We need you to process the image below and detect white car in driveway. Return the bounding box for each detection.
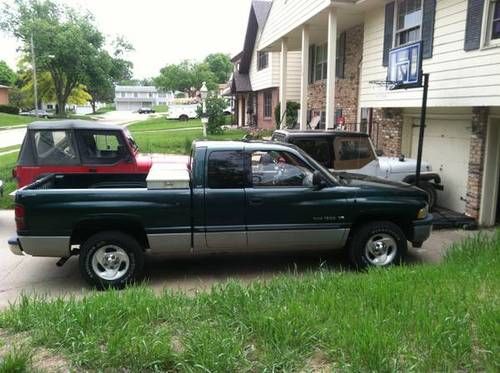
[167,104,198,121]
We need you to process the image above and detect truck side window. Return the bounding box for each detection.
[77,130,127,165]
[33,130,78,165]
[292,139,331,168]
[333,136,375,170]
[207,151,245,189]
[251,150,314,187]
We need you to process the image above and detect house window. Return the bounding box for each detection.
[121,92,125,98]
[148,93,153,98]
[263,91,272,118]
[314,44,328,81]
[257,51,268,70]
[134,92,138,98]
[394,0,423,47]
[46,104,53,110]
[489,0,500,41]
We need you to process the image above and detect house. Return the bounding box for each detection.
[114,86,172,111]
[230,0,301,129]
[255,0,500,225]
[0,85,10,105]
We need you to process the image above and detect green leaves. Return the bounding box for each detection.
[0,61,16,86]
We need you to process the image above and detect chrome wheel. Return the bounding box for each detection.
[364,233,398,266]
[91,245,130,281]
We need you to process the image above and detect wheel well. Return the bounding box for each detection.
[71,220,149,250]
[179,114,188,120]
[348,216,412,242]
[403,173,441,185]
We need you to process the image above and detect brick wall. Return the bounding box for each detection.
[307,24,364,131]
[465,107,489,219]
[371,108,403,156]
[0,88,9,105]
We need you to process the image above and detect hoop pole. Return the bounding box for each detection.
[415,73,429,188]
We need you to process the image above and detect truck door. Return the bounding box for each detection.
[245,148,349,251]
[203,150,247,251]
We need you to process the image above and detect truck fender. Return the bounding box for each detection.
[403,173,443,190]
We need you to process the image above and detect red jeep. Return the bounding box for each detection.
[14,121,153,187]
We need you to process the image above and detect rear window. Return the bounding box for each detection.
[207,151,246,189]
[77,130,127,165]
[333,136,375,170]
[292,138,331,168]
[33,130,78,165]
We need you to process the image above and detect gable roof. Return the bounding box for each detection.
[239,0,272,74]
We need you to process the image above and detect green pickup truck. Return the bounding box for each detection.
[9,140,433,289]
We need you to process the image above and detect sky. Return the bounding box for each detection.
[0,0,253,79]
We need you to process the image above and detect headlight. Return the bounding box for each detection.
[417,206,428,219]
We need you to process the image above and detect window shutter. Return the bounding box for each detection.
[382,2,395,66]
[308,45,315,84]
[336,32,346,78]
[421,0,437,58]
[464,0,485,51]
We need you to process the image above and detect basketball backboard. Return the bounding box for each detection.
[387,41,423,90]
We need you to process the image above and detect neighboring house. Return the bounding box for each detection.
[230,0,301,129]
[41,102,106,115]
[114,86,172,111]
[256,0,500,225]
[0,85,10,105]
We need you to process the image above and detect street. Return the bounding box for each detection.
[0,209,481,309]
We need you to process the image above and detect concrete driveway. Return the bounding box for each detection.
[0,209,482,309]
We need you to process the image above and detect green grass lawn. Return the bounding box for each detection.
[0,145,20,154]
[0,234,498,371]
[0,152,18,209]
[93,105,115,115]
[0,113,41,128]
[152,104,168,113]
[128,117,202,132]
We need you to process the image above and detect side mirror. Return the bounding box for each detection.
[312,171,327,190]
[376,149,384,157]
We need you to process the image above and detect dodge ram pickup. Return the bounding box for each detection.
[9,140,433,289]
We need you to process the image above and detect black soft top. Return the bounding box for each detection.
[28,120,122,131]
[273,130,369,139]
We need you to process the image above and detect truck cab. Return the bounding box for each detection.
[14,121,152,188]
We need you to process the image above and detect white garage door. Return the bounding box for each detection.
[411,118,471,213]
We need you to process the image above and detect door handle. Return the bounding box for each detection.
[248,198,263,206]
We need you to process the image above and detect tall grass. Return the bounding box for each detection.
[0,233,498,371]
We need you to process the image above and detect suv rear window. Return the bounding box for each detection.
[291,139,331,168]
[77,130,127,165]
[33,130,78,165]
[333,136,375,170]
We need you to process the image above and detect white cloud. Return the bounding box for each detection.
[0,0,252,78]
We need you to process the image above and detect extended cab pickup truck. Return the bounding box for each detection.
[9,140,433,289]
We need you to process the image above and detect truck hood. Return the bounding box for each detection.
[378,156,432,174]
[334,172,427,199]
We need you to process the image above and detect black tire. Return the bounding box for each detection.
[79,231,144,290]
[348,221,407,269]
[179,115,188,121]
[417,181,437,211]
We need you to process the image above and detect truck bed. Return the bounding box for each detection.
[26,173,149,190]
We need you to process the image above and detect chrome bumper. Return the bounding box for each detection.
[8,236,24,256]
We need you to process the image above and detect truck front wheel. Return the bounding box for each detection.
[348,222,407,269]
[79,231,144,290]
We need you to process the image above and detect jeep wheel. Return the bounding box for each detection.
[179,115,188,121]
[418,181,437,211]
[348,222,407,269]
[79,231,144,290]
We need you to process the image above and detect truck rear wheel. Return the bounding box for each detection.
[348,221,407,269]
[79,231,144,290]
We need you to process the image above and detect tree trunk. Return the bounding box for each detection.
[90,99,96,114]
[56,96,66,117]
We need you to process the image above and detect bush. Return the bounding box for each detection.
[274,101,300,129]
[0,105,19,115]
[197,96,227,135]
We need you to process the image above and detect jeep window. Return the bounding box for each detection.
[207,151,245,189]
[251,150,314,187]
[291,139,331,168]
[333,136,376,170]
[33,130,78,165]
[77,130,128,165]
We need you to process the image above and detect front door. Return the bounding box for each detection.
[204,150,247,250]
[245,148,349,251]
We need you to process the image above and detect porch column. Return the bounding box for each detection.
[238,95,244,127]
[325,7,337,129]
[300,25,310,130]
[279,38,288,129]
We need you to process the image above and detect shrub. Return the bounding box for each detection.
[197,96,227,135]
[0,105,20,115]
[274,101,300,129]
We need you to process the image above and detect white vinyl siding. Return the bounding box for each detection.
[359,0,500,108]
[259,0,331,49]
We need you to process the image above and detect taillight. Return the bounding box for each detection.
[15,204,25,231]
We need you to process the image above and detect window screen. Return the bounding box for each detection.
[33,130,78,165]
[207,151,245,189]
[264,91,273,118]
[333,136,376,170]
[395,0,423,46]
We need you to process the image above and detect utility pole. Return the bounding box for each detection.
[30,32,39,117]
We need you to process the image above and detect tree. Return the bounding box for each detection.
[0,60,16,86]
[196,95,227,135]
[1,0,108,116]
[204,53,232,84]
